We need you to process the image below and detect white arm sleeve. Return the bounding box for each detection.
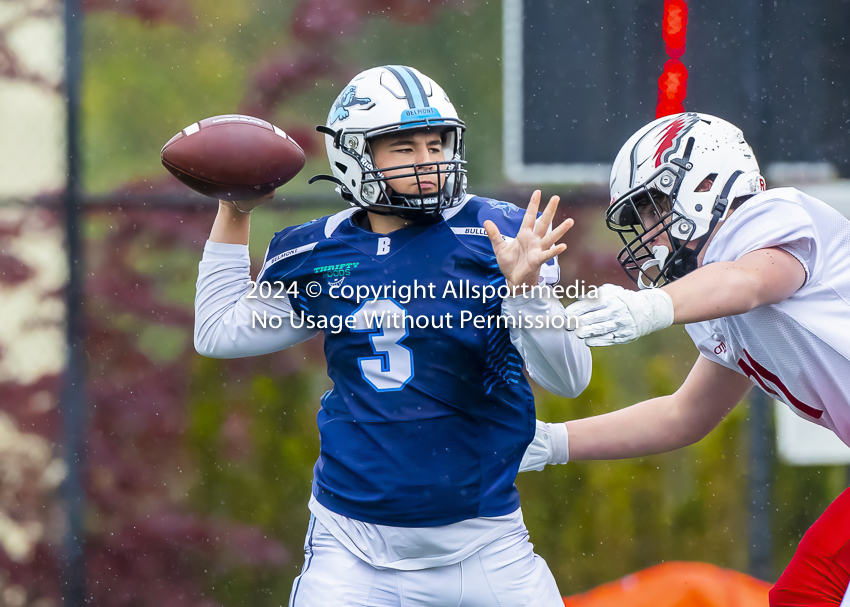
[502,294,592,398]
[194,240,319,359]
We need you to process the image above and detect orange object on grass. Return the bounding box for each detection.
[562,562,770,607]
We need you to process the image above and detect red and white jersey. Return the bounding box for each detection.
[685,187,850,445]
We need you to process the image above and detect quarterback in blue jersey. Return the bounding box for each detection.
[194,65,591,606]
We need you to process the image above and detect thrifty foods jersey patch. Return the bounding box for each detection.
[314,262,359,278]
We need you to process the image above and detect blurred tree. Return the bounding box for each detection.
[2,1,847,605]
[81,0,500,195]
[83,207,290,607]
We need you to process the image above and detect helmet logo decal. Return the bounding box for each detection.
[330,86,372,125]
[652,113,699,167]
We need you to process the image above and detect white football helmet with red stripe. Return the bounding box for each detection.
[608,112,764,287]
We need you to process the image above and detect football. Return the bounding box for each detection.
[160,114,306,201]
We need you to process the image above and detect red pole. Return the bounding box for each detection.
[656,0,689,118]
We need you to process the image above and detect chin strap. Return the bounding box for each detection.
[638,245,670,290]
[310,124,352,194]
[308,173,361,210]
[690,169,744,255]
[316,124,342,147]
[307,174,344,187]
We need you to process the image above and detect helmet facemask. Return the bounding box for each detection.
[312,121,467,222]
[608,179,699,289]
[357,126,467,220]
[609,169,746,289]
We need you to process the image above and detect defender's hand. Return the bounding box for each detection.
[483,190,574,291]
[519,420,570,473]
[564,284,674,346]
[220,190,275,214]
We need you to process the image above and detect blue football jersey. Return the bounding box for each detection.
[259,196,557,527]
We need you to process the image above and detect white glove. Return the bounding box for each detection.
[563,283,674,347]
[518,420,570,473]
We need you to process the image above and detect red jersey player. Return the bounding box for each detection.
[519,112,850,606]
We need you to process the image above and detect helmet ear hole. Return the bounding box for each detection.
[695,173,717,192]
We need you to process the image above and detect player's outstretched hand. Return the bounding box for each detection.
[564,284,675,346]
[220,190,275,214]
[483,190,574,291]
[518,420,570,473]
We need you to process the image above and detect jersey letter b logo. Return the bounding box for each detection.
[377,237,391,256]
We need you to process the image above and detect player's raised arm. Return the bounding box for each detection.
[484,190,573,291]
[209,193,273,245]
[194,193,318,359]
[489,191,591,398]
[504,291,592,398]
[159,114,313,357]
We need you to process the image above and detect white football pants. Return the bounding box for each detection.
[288,516,563,607]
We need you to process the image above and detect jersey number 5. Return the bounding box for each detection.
[351,299,414,391]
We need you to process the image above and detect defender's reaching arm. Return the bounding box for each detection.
[520,355,753,471]
[489,191,591,398]
[568,246,806,347]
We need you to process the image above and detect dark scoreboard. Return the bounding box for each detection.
[503,0,850,182]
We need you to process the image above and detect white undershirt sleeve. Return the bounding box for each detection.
[194,240,319,359]
[502,294,592,398]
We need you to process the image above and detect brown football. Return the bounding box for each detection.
[160,114,306,201]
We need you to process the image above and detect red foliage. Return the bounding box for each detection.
[0,221,23,239]
[242,0,471,144]
[239,51,343,125]
[1,206,294,606]
[79,206,293,605]
[86,512,286,607]
[0,543,64,604]
[82,0,195,27]
[0,376,62,440]
[0,217,31,287]
[291,0,464,40]
[0,251,33,286]
[291,0,365,41]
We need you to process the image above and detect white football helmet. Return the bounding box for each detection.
[608,112,765,288]
[309,65,466,219]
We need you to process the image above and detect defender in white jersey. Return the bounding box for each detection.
[519,113,850,606]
